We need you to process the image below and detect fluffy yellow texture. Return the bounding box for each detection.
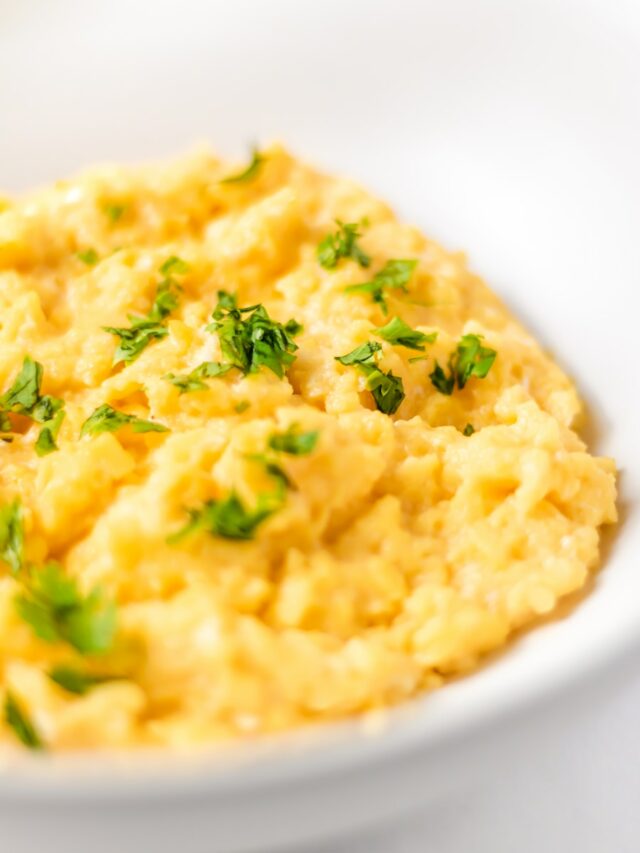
[0,145,616,751]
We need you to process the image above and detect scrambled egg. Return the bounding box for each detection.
[0,146,616,751]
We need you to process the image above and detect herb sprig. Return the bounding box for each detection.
[169,492,278,543]
[335,341,405,415]
[206,291,301,379]
[268,424,319,456]
[80,404,169,437]
[0,357,65,455]
[163,361,232,394]
[220,148,265,184]
[430,334,497,395]
[0,499,24,575]
[104,256,189,365]
[374,316,437,351]
[317,220,371,270]
[4,691,44,751]
[48,665,120,696]
[15,562,117,655]
[345,259,417,315]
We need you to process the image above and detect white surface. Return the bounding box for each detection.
[0,0,639,851]
[326,671,640,853]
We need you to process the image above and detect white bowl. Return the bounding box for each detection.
[1,1,639,851]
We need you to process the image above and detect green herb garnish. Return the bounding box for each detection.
[206,290,301,378]
[268,425,319,456]
[77,248,100,266]
[80,404,169,437]
[374,316,437,351]
[335,341,381,367]
[4,691,44,750]
[103,320,168,365]
[430,334,497,395]
[317,220,371,270]
[159,255,190,276]
[0,499,23,575]
[0,357,65,454]
[345,259,417,314]
[234,400,250,414]
[163,361,233,394]
[169,492,278,543]
[15,562,117,655]
[104,256,188,364]
[103,203,127,224]
[220,148,265,184]
[335,342,405,415]
[462,423,475,436]
[48,665,119,696]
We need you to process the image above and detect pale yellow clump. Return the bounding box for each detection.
[0,146,616,751]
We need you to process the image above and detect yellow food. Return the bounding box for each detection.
[0,145,616,752]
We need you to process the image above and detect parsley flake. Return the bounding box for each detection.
[335,341,381,367]
[104,256,188,364]
[463,423,475,436]
[374,316,437,351]
[268,425,319,455]
[317,220,371,270]
[4,691,44,751]
[163,361,233,394]
[0,357,65,454]
[15,562,117,655]
[77,248,100,266]
[103,320,168,365]
[345,259,417,314]
[80,404,169,437]
[220,148,265,184]
[206,291,301,378]
[169,492,278,543]
[48,665,120,696]
[335,342,405,415]
[430,334,497,395]
[103,203,127,224]
[0,499,24,575]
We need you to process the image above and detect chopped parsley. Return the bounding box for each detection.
[4,691,44,751]
[77,248,100,266]
[163,361,233,394]
[80,404,169,437]
[0,356,65,455]
[317,220,371,270]
[159,255,190,276]
[34,408,65,457]
[335,342,405,415]
[268,424,319,455]
[220,148,265,184]
[103,320,168,365]
[234,400,250,414]
[462,423,475,436]
[335,341,381,366]
[374,316,437,351]
[103,203,127,224]
[345,259,417,314]
[104,256,189,364]
[48,665,119,696]
[169,492,278,543]
[0,499,23,575]
[15,562,117,655]
[206,291,301,379]
[430,334,497,395]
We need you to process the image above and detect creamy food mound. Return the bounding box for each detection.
[0,145,616,752]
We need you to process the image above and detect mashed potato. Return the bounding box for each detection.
[0,145,616,751]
